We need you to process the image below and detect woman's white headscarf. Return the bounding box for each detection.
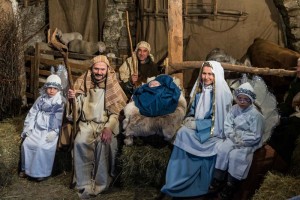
[190,61,233,138]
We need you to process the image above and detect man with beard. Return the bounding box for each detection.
[119,41,160,99]
[67,55,127,199]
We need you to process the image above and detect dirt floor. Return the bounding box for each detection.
[0,115,169,200]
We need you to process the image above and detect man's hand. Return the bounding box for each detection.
[100,127,112,144]
[68,89,76,99]
[131,73,139,84]
[183,117,196,130]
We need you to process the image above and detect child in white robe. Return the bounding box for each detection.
[19,74,65,181]
[210,82,265,199]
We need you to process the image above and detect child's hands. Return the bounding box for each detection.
[234,133,244,147]
[46,131,57,143]
[228,132,235,142]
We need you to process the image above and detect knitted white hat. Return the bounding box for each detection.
[44,74,62,90]
[234,82,256,103]
[135,41,151,53]
[135,41,156,62]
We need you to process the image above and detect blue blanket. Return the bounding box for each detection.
[133,75,181,117]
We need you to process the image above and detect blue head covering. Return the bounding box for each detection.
[133,74,181,117]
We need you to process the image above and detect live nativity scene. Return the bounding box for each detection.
[1,0,300,200]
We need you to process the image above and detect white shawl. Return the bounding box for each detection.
[190,61,233,138]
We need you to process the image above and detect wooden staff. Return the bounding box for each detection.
[48,28,77,188]
[126,11,137,74]
[48,28,77,145]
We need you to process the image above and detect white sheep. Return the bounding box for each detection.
[68,39,106,55]
[56,29,83,45]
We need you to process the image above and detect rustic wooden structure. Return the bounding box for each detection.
[25,42,91,100]
[25,42,123,101]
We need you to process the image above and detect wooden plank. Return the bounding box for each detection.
[29,56,35,94]
[168,0,183,72]
[39,57,64,66]
[39,49,95,60]
[39,69,51,76]
[38,57,90,71]
[69,62,90,70]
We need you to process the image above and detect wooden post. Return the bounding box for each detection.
[213,0,218,15]
[29,56,35,95]
[168,0,183,84]
[168,0,183,65]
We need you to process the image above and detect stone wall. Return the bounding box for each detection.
[274,0,300,52]
[103,0,136,66]
[20,1,47,51]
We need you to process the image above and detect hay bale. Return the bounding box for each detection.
[119,144,171,188]
[0,115,24,189]
[252,172,300,200]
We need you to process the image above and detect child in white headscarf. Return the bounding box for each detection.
[19,74,65,181]
[210,82,265,199]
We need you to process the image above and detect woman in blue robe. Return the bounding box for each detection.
[161,61,233,197]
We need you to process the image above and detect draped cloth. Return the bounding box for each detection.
[161,61,233,197]
[49,0,106,42]
[195,85,212,119]
[133,74,181,117]
[74,67,127,115]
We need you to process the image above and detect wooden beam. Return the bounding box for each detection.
[168,0,183,66]
[213,0,218,15]
[169,61,297,77]
[33,42,41,99]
